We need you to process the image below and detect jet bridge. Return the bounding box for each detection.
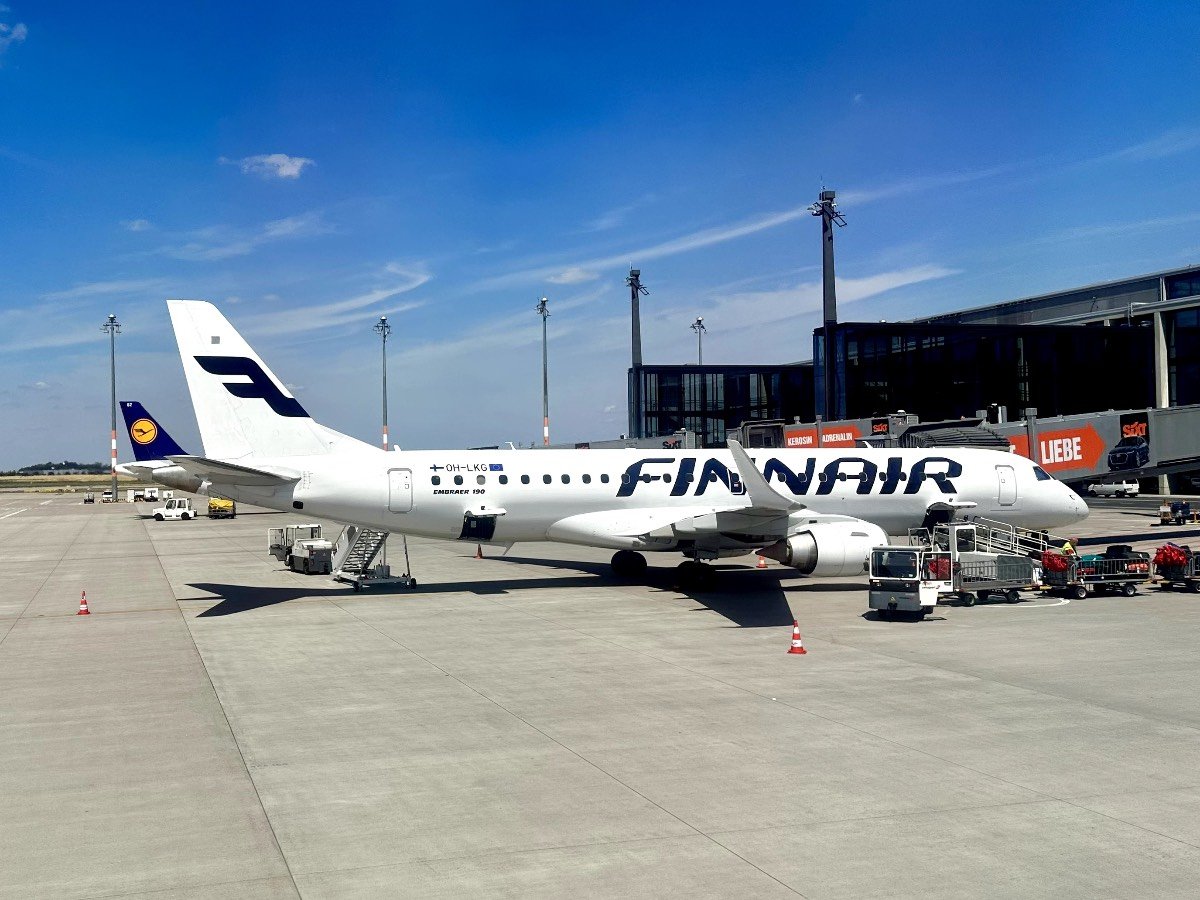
[770,404,1200,487]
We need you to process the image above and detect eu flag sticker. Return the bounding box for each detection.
[489,463,504,471]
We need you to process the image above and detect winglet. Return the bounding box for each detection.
[726,439,805,513]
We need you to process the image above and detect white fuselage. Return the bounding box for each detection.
[210,445,1087,551]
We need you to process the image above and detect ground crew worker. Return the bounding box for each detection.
[1062,539,1076,556]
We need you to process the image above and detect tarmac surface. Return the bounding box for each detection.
[3,491,1200,899]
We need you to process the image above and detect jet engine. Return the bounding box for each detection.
[760,520,888,576]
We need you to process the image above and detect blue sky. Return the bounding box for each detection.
[2,2,1199,467]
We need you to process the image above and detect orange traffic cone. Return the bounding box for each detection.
[475,544,483,560]
[77,591,90,616]
[787,620,806,654]
[756,554,768,569]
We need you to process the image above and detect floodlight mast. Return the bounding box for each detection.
[808,189,846,419]
[536,297,550,446]
[690,316,706,365]
[626,268,649,437]
[374,316,391,451]
[101,313,121,501]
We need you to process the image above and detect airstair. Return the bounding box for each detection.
[911,517,1070,558]
[332,524,417,591]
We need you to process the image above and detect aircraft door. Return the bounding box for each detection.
[996,465,1016,506]
[388,468,413,513]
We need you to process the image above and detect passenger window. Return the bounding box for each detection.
[499,475,509,485]
[454,475,464,485]
[431,476,441,486]
[621,473,631,485]
[582,474,591,484]
[476,475,486,485]
[663,473,672,483]
[543,474,552,484]
[601,474,610,484]
[521,475,530,484]
[562,474,570,484]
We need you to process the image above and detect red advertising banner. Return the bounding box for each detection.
[784,425,861,449]
[1008,424,1105,473]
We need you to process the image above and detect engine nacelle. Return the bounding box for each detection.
[761,521,888,576]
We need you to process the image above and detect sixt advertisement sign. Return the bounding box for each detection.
[1109,412,1151,471]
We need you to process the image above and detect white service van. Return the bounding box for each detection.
[1087,480,1139,498]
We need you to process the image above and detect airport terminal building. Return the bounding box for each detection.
[629,264,1200,446]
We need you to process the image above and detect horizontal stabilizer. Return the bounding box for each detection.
[166,455,300,485]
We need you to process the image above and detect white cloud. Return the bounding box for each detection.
[161,212,330,261]
[837,165,1015,206]
[41,278,168,301]
[1046,211,1200,244]
[239,264,432,336]
[122,218,152,232]
[700,264,960,335]
[1102,129,1200,164]
[547,267,600,285]
[0,20,27,56]
[220,153,315,180]
[476,206,814,292]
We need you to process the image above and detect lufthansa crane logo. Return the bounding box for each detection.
[193,355,309,418]
[130,418,158,445]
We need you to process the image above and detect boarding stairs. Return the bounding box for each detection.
[912,517,1071,559]
[332,525,417,591]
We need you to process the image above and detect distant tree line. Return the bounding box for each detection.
[1,461,108,475]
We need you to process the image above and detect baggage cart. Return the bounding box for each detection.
[1042,546,1151,599]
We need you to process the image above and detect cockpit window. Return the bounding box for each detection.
[1032,466,1052,481]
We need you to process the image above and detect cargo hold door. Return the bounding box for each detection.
[996,465,1016,506]
[388,468,413,513]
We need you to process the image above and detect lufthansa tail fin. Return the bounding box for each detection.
[120,401,188,461]
[168,300,370,461]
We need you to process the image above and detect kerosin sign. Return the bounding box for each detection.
[784,424,861,448]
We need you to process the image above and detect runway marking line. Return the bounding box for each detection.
[0,508,29,520]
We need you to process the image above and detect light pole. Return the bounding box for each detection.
[374,315,391,451]
[101,313,121,501]
[536,297,550,446]
[373,315,392,570]
[626,268,649,438]
[808,189,846,419]
[690,316,706,365]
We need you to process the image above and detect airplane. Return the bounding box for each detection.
[115,400,206,494]
[162,299,1088,588]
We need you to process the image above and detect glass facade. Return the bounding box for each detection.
[1167,308,1200,406]
[816,322,1155,421]
[631,365,814,447]
[630,267,1200,438]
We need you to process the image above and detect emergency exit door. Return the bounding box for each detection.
[996,465,1016,506]
[388,468,413,513]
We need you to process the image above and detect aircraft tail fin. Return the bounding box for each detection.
[167,300,354,461]
[120,401,188,461]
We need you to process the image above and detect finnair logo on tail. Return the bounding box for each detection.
[194,356,308,418]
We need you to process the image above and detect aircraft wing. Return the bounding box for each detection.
[166,455,300,486]
[546,439,811,548]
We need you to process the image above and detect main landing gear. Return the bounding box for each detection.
[674,559,717,591]
[610,550,648,580]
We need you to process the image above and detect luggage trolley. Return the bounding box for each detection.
[1042,545,1152,599]
[1155,543,1200,592]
